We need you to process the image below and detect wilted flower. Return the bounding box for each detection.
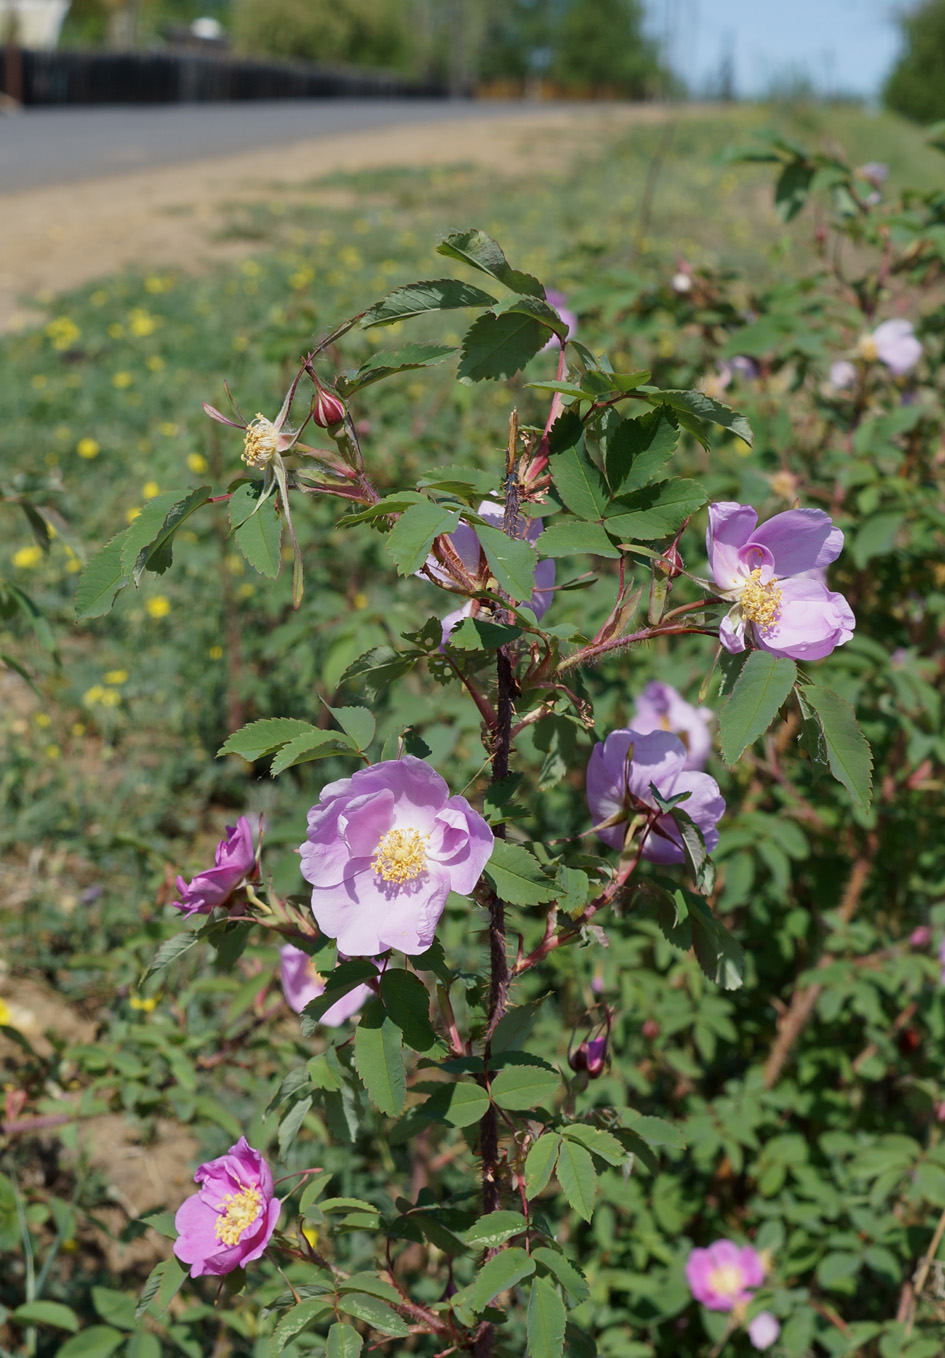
[707,501,855,661]
[858,318,922,376]
[686,1239,765,1311]
[587,728,725,865]
[279,945,375,1025]
[748,1312,781,1350]
[632,681,713,771]
[173,1137,280,1277]
[299,757,493,957]
[171,816,258,917]
[428,501,555,642]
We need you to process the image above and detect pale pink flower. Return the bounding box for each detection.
[858,319,922,376]
[632,681,713,771]
[173,1137,280,1278]
[748,1311,781,1350]
[686,1239,765,1311]
[279,945,375,1026]
[171,817,258,917]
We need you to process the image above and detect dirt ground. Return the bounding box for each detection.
[0,102,689,334]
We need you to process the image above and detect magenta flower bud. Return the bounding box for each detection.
[910,926,932,948]
[685,1239,765,1311]
[569,1032,608,1078]
[311,385,346,429]
[171,816,258,917]
[173,1137,280,1277]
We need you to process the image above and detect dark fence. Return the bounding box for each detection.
[0,47,447,105]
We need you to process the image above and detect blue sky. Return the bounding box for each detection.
[647,0,904,99]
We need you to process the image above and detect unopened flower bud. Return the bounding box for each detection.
[642,1018,660,1040]
[311,386,346,429]
[910,926,932,948]
[658,541,684,579]
[569,1032,608,1078]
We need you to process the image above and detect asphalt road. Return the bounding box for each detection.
[0,98,546,193]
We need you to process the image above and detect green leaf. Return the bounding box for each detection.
[362,278,497,327]
[337,1274,401,1303]
[537,519,621,559]
[463,1210,526,1249]
[336,1293,410,1338]
[532,1248,589,1304]
[560,1124,627,1167]
[475,523,537,602]
[340,646,418,697]
[55,1327,125,1358]
[525,1134,561,1197]
[491,1062,559,1112]
[448,617,523,651]
[379,969,440,1053]
[431,1080,491,1127]
[546,408,584,453]
[90,1288,136,1331]
[271,1298,335,1355]
[527,1277,567,1358]
[491,997,546,1053]
[227,478,268,529]
[326,1322,364,1358]
[142,930,199,984]
[234,493,282,579]
[126,1334,161,1358]
[325,703,375,750]
[719,650,797,765]
[218,717,323,762]
[604,478,707,541]
[555,1139,597,1221]
[74,529,132,620]
[300,959,379,1031]
[269,729,356,776]
[470,1247,536,1309]
[386,501,459,576]
[483,840,556,905]
[604,406,680,496]
[11,1301,80,1332]
[416,465,499,497]
[642,387,753,446]
[491,293,570,340]
[775,158,816,221]
[798,685,873,812]
[457,311,548,383]
[121,486,211,583]
[689,896,745,990]
[551,442,609,520]
[341,342,456,394]
[436,228,544,297]
[354,1000,406,1116]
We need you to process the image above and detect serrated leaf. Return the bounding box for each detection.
[491,293,569,340]
[483,840,556,905]
[622,1111,686,1149]
[11,1301,80,1332]
[604,478,707,541]
[458,311,548,382]
[337,1274,400,1303]
[491,997,546,1053]
[448,617,522,651]
[143,930,199,984]
[475,523,537,602]
[55,1327,125,1358]
[491,1062,559,1112]
[551,442,609,520]
[336,1294,409,1337]
[326,1322,363,1358]
[719,651,797,765]
[269,729,355,776]
[430,1080,491,1127]
[234,491,282,578]
[561,1124,627,1166]
[640,387,753,446]
[470,1247,536,1309]
[527,1276,567,1358]
[272,1299,335,1355]
[227,478,269,529]
[340,646,418,696]
[354,1000,406,1116]
[122,486,211,583]
[90,1287,136,1331]
[532,1247,589,1304]
[74,530,131,620]
[436,228,544,297]
[547,408,584,452]
[362,278,497,327]
[379,969,440,1053]
[525,1134,561,1197]
[556,1139,597,1220]
[604,406,680,495]
[300,960,379,1032]
[340,342,456,394]
[798,685,873,811]
[218,717,320,762]
[464,1211,526,1249]
[689,897,745,990]
[325,703,375,750]
[387,501,459,576]
[278,1095,313,1158]
[537,519,621,559]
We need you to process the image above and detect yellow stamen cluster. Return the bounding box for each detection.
[214,1185,262,1246]
[372,827,429,884]
[857,335,879,362]
[707,1263,743,1300]
[242,414,279,468]
[739,567,782,634]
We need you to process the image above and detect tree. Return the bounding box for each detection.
[884,0,945,124]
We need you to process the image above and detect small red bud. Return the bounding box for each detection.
[312,386,346,429]
[642,1019,660,1040]
[658,542,684,579]
[568,1033,608,1079]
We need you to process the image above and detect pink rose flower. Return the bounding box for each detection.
[859,318,922,376]
[632,681,713,771]
[173,1137,280,1277]
[587,728,725,865]
[707,501,855,661]
[299,757,493,957]
[748,1311,781,1350]
[171,816,258,917]
[685,1239,765,1311]
[279,945,375,1026]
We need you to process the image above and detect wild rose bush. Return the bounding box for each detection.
[6,120,945,1358]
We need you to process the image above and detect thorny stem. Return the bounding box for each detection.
[900,1201,945,1333]
[557,623,718,676]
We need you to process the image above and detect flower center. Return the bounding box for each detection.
[707,1263,743,1300]
[214,1184,262,1246]
[739,567,782,634]
[306,959,325,986]
[242,415,279,468]
[372,827,428,884]
[858,335,879,362]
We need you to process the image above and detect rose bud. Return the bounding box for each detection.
[311,385,346,429]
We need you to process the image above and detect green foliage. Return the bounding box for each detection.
[884,0,945,123]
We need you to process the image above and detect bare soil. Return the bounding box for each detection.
[0,102,687,334]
